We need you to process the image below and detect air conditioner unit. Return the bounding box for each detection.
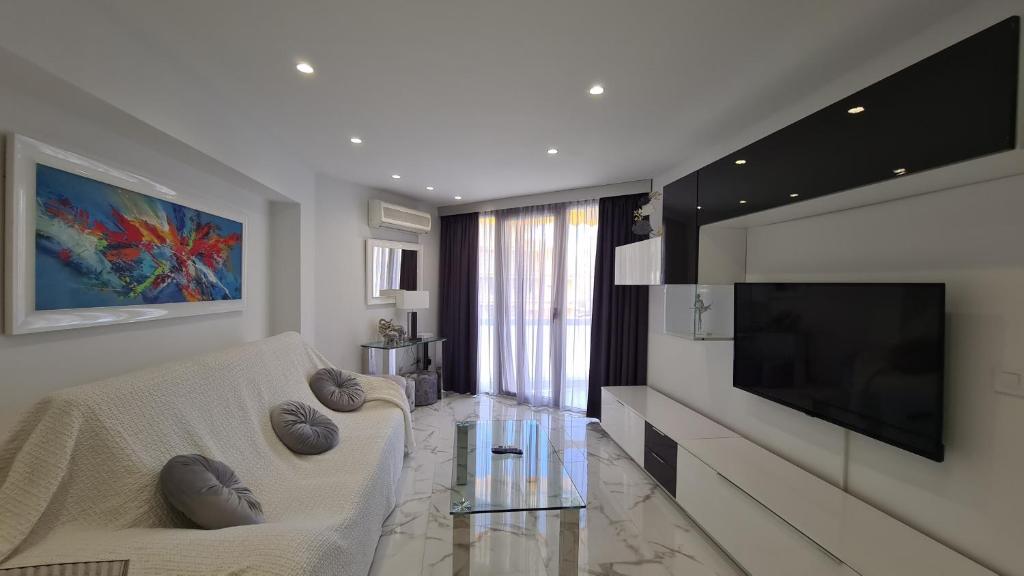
[368,199,432,234]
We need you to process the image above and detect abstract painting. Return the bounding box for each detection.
[4,134,248,334]
[34,164,243,310]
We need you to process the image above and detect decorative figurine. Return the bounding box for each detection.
[692,293,712,335]
[377,318,406,345]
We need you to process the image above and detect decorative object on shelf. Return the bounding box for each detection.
[377,318,406,345]
[631,189,662,238]
[665,284,734,340]
[395,290,429,340]
[691,293,712,335]
[4,135,246,334]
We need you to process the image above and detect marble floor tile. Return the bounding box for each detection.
[370,393,741,576]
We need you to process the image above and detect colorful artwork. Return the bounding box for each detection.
[34,164,243,310]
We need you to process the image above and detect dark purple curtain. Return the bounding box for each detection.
[399,249,418,291]
[587,194,649,419]
[439,213,479,394]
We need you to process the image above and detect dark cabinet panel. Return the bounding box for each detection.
[644,448,677,496]
[663,171,699,284]
[645,422,677,465]
[697,16,1018,225]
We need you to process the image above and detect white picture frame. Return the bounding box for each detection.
[4,134,247,334]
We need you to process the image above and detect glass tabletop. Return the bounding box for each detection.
[360,336,447,350]
[449,420,585,515]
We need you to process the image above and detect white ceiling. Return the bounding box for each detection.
[0,0,973,204]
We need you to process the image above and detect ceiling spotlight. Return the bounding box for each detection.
[296,62,315,74]
[697,206,703,210]
[547,148,559,155]
[734,159,747,165]
[454,196,463,200]
[589,84,605,95]
[350,137,363,144]
[391,174,401,179]
[739,200,748,204]
[426,186,435,191]
[847,106,866,114]
[893,167,907,176]
[790,193,800,198]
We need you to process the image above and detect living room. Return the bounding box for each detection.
[0,1,1022,575]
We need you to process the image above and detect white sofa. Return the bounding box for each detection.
[0,332,411,576]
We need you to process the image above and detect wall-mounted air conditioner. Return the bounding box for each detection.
[368,199,432,234]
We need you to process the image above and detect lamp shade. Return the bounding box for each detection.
[395,290,429,310]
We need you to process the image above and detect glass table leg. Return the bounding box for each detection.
[559,508,580,575]
[453,514,470,576]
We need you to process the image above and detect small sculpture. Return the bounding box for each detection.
[692,293,712,335]
[377,318,406,345]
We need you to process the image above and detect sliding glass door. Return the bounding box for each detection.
[477,201,598,411]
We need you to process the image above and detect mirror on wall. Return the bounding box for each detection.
[366,239,421,305]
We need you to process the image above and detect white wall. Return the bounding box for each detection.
[313,174,439,371]
[0,48,277,439]
[647,3,1024,574]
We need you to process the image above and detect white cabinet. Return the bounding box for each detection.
[614,237,662,285]
[675,445,853,576]
[602,386,995,576]
[621,407,645,464]
[600,389,624,447]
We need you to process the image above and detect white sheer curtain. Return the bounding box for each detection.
[477,200,599,411]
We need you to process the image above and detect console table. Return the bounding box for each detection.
[600,386,995,576]
[361,336,446,397]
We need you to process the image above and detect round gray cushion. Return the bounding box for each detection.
[309,368,366,412]
[270,400,339,455]
[160,454,264,529]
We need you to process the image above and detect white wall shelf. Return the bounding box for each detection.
[614,236,662,285]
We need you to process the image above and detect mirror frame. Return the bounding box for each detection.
[365,239,422,305]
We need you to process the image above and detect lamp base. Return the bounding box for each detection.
[407,311,418,340]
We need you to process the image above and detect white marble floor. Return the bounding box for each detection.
[369,393,742,576]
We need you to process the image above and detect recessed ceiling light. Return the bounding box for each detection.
[426,186,435,191]
[454,196,463,200]
[350,137,363,144]
[739,200,748,204]
[589,84,605,95]
[697,206,703,210]
[847,106,866,114]
[296,62,315,74]
[391,174,401,179]
[734,159,747,165]
[893,167,907,176]
[790,193,800,198]
[547,148,559,155]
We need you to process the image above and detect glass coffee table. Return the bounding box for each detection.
[450,420,585,575]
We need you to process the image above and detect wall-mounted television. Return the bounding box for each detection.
[733,283,945,461]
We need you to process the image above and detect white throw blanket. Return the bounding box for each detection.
[0,332,413,576]
[356,373,416,455]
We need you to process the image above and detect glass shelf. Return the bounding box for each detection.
[664,284,734,340]
[360,336,446,350]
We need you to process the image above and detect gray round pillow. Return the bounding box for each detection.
[270,400,339,455]
[160,454,264,529]
[310,368,366,412]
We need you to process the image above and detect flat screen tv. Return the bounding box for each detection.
[733,283,945,461]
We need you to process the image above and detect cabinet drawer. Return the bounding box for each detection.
[674,445,850,575]
[645,422,677,467]
[644,448,676,497]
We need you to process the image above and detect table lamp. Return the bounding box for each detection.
[395,290,429,340]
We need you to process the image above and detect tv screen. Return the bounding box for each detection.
[733,283,945,461]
